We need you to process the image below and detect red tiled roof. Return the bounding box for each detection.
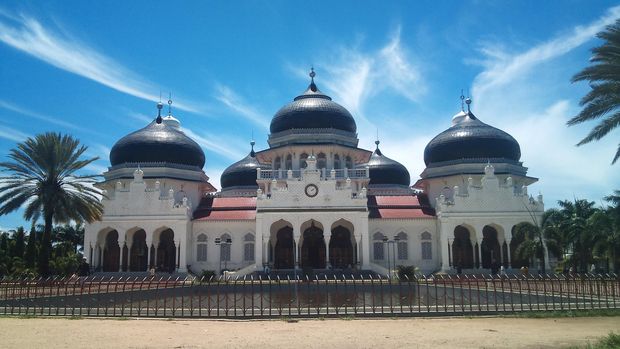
[368,195,435,219]
[193,196,256,221]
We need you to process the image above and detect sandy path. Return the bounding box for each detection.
[0,316,618,349]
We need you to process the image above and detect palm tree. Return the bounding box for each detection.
[514,209,562,272]
[0,133,103,276]
[557,199,598,272]
[569,19,620,164]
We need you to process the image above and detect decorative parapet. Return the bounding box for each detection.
[435,164,543,214]
[101,168,192,217]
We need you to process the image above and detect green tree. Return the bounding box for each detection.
[24,225,37,269]
[569,19,620,164]
[0,133,103,276]
[557,199,598,272]
[10,226,25,259]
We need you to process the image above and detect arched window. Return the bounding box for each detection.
[345,156,353,169]
[285,154,293,170]
[196,234,207,262]
[244,233,255,261]
[373,232,386,260]
[300,153,308,169]
[421,232,432,260]
[333,154,341,169]
[396,232,408,260]
[317,153,327,169]
[274,157,282,171]
[220,233,231,262]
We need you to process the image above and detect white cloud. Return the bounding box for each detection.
[472,5,620,101]
[0,99,103,136]
[0,124,30,142]
[215,84,269,129]
[0,10,202,113]
[471,6,620,206]
[182,128,246,161]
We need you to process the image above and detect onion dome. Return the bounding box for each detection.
[220,141,261,189]
[423,98,521,166]
[367,140,411,186]
[270,68,357,134]
[109,102,205,168]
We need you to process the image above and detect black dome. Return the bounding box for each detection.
[220,144,261,189]
[110,114,205,168]
[424,110,521,166]
[270,79,357,134]
[367,143,410,186]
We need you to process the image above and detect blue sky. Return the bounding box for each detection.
[0,1,619,230]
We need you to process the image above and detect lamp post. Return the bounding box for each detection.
[382,236,389,277]
[215,237,232,275]
[392,235,400,278]
[382,236,401,279]
[215,237,222,274]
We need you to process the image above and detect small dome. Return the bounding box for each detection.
[270,71,357,134]
[162,115,181,129]
[424,107,521,166]
[367,142,410,186]
[110,106,205,168]
[220,142,262,189]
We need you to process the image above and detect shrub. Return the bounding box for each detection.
[200,270,216,281]
[397,265,415,281]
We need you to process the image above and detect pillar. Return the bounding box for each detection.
[256,217,264,269]
[293,225,301,269]
[146,237,153,269]
[117,231,126,272]
[477,238,483,269]
[354,235,362,266]
[506,238,512,269]
[325,232,332,268]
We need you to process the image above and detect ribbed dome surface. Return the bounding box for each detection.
[110,116,205,168]
[423,110,521,166]
[220,145,261,189]
[270,81,357,134]
[367,144,411,186]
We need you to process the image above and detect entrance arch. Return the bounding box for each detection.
[129,229,148,271]
[481,225,501,270]
[452,225,474,269]
[157,229,176,272]
[301,221,326,269]
[330,221,354,269]
[274,226,294,269]
[102,230,120,272]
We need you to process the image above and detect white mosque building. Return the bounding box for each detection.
[83,70,546,276]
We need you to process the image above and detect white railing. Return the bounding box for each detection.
[257,167,369,180]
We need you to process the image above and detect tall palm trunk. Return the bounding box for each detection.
[38,211,53,276]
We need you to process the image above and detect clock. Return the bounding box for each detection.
[304,184,319,197]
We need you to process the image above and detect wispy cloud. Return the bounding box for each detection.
[182,128,246,161]
[472,5,620,100]
[312,26,425,122]
[214,85,269,129]
[470,6,620,206]
[0,99,102,136]
[0,10,202,113]
[0,123,30,143]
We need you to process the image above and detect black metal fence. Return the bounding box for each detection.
[0,273,618,318]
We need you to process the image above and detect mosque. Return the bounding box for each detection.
[83,70,546,276]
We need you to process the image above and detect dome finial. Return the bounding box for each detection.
[167,92,173,116]
[465,96,472,113]
[460,90,465,111]
[156,100,163,123]
[249,133,256,157]
[309,66,316,82]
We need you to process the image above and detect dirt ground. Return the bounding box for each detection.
[0,316,618,349]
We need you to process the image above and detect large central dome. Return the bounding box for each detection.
[270,70,357,134]
[109,104,205,169]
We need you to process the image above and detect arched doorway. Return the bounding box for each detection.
[274,226,294,269]
[452,226,474,269]
[157,229,176,272]
[481,226,501,269]
[330,225,354,268]
[102,230,120,272]
[301,222,326,269]
[129,229,148,271]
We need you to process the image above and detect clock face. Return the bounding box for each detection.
[305,184,318,197]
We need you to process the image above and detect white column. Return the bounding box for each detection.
[439,220,451,272]
[324,232,332,268]
[477,238,483,269]
[146,237,153,269]
[506,238,512,269]
[354,235,362,266]
[256,217,264,269]
[293,224,301,269]
[359,217,371,270]
[118,231,126,272]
